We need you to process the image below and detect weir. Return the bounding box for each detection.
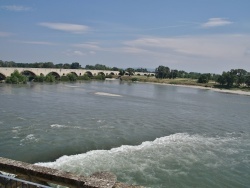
[0,157,143,188]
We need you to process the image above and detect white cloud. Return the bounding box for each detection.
[201,18,232,28]
[1,5,32,11]
[73,51,85,56]
[0,32,12,37]
[14,40,56,45]
[124,35,250,59]
[63,49,87,56]
[122,34,250,72]
[72,42,100,49]
[121,47,151,54]
[39,22,90,34]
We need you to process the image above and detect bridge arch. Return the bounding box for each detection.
[0,73,6,81]
[21,70,37,81]
[98,72,105,76]
[47,72,60,79]
[85,71,93,77]
[70,72,78,77]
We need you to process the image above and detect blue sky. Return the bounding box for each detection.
[1,0,250,73]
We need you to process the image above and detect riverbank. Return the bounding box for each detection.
[149,82,250,96]
[120,76,250,96]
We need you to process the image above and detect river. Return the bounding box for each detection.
[0,81,249,187]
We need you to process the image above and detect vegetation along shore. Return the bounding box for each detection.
[1,60,250,95]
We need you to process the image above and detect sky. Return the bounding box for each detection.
[0,0,250,73]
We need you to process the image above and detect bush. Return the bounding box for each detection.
[67,73,77,81]
[78,75,90,80]
[45,74,56,82]
[60,75,69,81]
[93,74,105,80]
[105,74,113,79]
[5,70,27,84]
[34,75,45,82]
[132,77,139,82]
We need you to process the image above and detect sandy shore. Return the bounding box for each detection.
[145,82,250,96]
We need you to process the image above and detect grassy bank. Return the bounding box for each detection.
[120,75,250,92]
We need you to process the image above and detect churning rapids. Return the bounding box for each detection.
[0,81,249,187]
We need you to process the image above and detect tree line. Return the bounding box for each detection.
[0,60,150,73]
[155,65,250,88]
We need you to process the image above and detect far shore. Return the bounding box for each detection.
[144,82,250,96]
[119,75,250,97]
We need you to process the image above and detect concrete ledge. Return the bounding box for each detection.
[0,157,143,188]
[0,157,115,188]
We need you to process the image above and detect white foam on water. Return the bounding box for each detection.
[50,124,86,130]
[20,134,39,143]
[50,124,68,128]
[36,133,249,187]
[95,92,122,97]
[17,117,26,120]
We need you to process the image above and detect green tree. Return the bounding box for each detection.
[119,69,125,76]
[45,74,56,82]
[34,74,45,82]
[67,73,77,81]
[234,69,247,86]
[169,69,178,79]
[197,74,209,83]
[63,63,71,69]
[155,65,170,79]
[126,68,135,76]
[217,74,227,85]
[70,62,81,69]
[5,70,27,84]
[245,75,250,87]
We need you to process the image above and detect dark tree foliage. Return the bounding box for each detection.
[5,70,27,84]
[126,68,135,76]
[0,60,83,69]
[169,69,178,79]
[197,74,209,83]
[155,65,170,79]
[135,68,148,72]
[216,69,249,88]
[70,62,81,69]
[85,64,111,70]
[245,75,250,87]
[112,67,119,71]
[119,69,125,76]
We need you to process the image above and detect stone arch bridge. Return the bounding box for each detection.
[0,67,154,80]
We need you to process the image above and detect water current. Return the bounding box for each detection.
[0,81,249,187]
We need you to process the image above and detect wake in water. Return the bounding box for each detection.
[36,133,249,188]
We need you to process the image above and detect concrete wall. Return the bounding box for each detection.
[0,157,143,188]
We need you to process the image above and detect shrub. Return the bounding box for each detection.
[5,70,27,84]
[78,75,90,80]
[132,77,139,82]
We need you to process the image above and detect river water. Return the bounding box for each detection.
[0,81,249,187]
